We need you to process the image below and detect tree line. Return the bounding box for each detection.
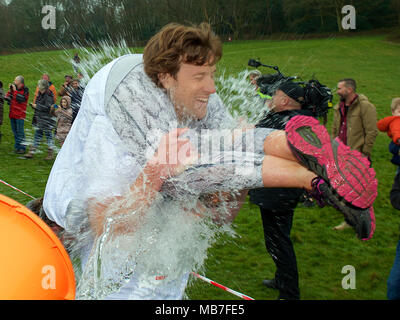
[1,0,399,50]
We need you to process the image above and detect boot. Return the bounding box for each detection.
[24,146,35,159]
[45,148,54,160]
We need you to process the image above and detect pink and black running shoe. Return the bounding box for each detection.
[285,115,377,240]
[310,177,375,241]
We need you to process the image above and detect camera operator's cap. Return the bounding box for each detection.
[278,81,305,104]
[64,75,73,79]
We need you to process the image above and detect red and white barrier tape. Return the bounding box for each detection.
[0,179,35,199]
[0,178,254,300]
[191,272,254,300]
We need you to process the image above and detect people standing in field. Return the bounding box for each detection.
[5,75,29,154]
[331,78,378,231]
[377,98,400,174]
[34,74,57,104]
[0,81,4,143]
[24,79,56,160]
[53,95,73,147]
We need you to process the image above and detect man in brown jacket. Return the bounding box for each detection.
[332,78,378,230]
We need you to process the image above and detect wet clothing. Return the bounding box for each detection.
[260,207,299,299]
[44,54,272,300]
[388,173,400,299]
[249,108,313,300]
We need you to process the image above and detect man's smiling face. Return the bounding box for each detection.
[160,61,217,122]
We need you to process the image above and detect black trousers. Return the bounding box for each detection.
[260,207,300,300]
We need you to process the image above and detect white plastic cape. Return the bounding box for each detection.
[43,54,272,299]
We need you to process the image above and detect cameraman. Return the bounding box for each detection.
[5,76,29,154]
[249,81,314,300]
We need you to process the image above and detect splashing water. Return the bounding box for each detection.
[44,39,270,300]
[215,69,268,126]
[62,38,135,86]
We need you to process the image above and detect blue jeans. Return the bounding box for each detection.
[33,128,54,149]
[10,118,26,152]
[388,239,400,300]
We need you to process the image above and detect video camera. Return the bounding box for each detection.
[248,59,333,119]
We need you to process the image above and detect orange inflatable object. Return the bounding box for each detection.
[0,194,75,300]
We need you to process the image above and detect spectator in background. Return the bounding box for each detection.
[0,81,4,143]
[54,95,73,147]
[59,75,73,97]
[25,79,56,160]
[34,74,57,103]
[5,75,29,154]
[377,98,400,173]
[331,78,378,231]
[73,53,81,73]
[69,78,84,123]
[388,172,400,300]
[249,69,271,102]
[249,69,262,89]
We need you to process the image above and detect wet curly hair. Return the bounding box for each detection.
[143,22,222,88]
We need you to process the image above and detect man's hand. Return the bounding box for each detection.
[200,191,235,208]
[199,190,248,225]
[149,128,198,179]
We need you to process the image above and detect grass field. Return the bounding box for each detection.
[1,34,400,300]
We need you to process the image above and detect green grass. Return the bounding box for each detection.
[1,35,400,300]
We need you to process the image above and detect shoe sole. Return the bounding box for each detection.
[318,181,376,240]
[286,115,377,209]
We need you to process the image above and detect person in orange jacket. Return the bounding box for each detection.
[34,74,57,104]
[377,98,400,171]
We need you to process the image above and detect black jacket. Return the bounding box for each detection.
[32,90,55,130]
[249,108,314,212]
[390,173,400,240]
[70,85,84,123]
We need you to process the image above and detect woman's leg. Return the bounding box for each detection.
[268,115,376,240]
[263,130,297,162]
[261,155,316,190]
